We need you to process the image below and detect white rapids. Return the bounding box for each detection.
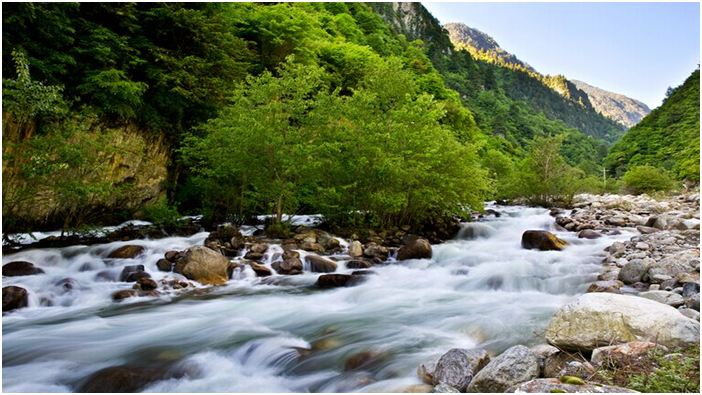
[2,204,634,392]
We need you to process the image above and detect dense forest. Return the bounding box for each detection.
[607,69,700,183]
[1,2,697,236]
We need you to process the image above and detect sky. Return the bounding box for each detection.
[422,1,700,108]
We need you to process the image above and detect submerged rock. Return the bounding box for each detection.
[305,255,338,273]
[466,345,539,393]
[76,366,167,393]
[2,261,45,276]
[545,293,700,351]
[107,245,146,259]
[2,286,28,312]
[397,237,432,261]
[521,230,569,251]
[578,229,601,239]
[111,289,137,302]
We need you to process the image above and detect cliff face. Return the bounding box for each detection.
[2,115,170,229]
[571,80,651,128]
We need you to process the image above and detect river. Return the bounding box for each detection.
[2,204,633,392]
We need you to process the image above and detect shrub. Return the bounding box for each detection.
[622,165,673,194]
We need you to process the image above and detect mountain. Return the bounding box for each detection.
[444,22,536,74]
[571,80,651,128]
[371,5,625,144]
[607,69,700,182]
[443,22,648,130]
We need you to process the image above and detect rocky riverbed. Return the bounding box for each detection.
[2,194,700,392]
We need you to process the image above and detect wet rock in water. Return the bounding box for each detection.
[119,265,146,281]
[430,383,460,393]
[76,365,167,393]
[96,269,120,282]
[363,242,389,260]
[521,230,569,251]
[344,350,381,371]
[249,243,268,254]
[135,277,158,291]
[108,245,146,259]
[176,245,231,284]
[111,289,137,302]
[618,260,648,284]
[545,293,700,351]
[243,251,264,261]
[2,261,45,276]
[164,250,180,261]
[590,341,667,368]
[636,225,660,234]
[639,290,685,307]
[316,274,353,288]
[282,249,300,260]
[2,286,28,312]
[433,348,490,391]
[347,259,372,269]
[272,258,303,275]
[417,356,440,384]
[305,255,338,273]
[505,378,637,393]
[466,345,539,393]
[397,237,433,261]
[586,280,622,293]
[348,240,363,258]
[248,262,272,277]
[156,258,173,272]
[577,229,601,239]
[317,232,341,251]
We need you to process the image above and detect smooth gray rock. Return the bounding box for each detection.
[429,384,460,393]
[639,290,685,307]
[545,293,700,351]
[506,378,638,393]
[465,345,539,393]
[618,259,648,284]
[432,348,490,391]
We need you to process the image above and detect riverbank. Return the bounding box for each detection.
[415,192,700,393]
[2,194,699,392]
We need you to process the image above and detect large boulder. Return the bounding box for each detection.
[107,245,146,259]
[506,378,637,393]
[272,258,303,275]
[432,348,490,391]
[2,286,28,312]
[363,243,389,260]
[2,261,45,277]
[397,237,433,261]
[466,345,539,393]
[317,233,341,251]
[545,293,700,352]
[316,274,367,288]
[305,255,338,273]
[176,246,230,284]
[521,230,568,251]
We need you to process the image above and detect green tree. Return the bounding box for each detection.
[622,165,673,195]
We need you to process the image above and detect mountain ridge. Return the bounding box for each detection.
[443,22,649,129]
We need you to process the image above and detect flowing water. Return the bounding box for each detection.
[2,205,633,392]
